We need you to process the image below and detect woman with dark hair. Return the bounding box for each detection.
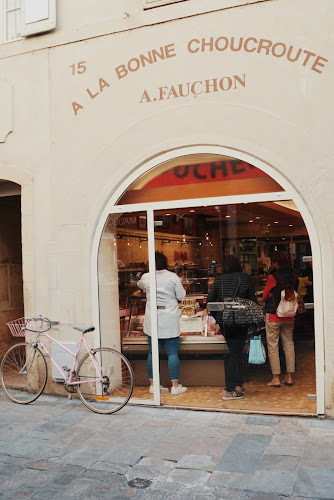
[263,251,298,387]
[137,251,187,395]
[206,255,257,400]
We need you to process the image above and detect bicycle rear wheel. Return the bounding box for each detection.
[76,347,134,414]
[1,343,48,404]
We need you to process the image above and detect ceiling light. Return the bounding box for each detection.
[225,215,231,218]
[190,209,195,213]
[249,220,254,223]
[289,224,293,227]
[274,221,279,224]
[255,216,260,219]
[267,224,271,227]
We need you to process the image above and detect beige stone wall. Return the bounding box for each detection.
[0,0,333,413]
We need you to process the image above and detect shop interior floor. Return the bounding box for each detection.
[131,340,317,415]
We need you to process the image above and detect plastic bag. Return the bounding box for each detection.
[248,335,266,365]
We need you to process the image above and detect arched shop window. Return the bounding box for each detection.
[98,153,316,414]
[117,154,284,205]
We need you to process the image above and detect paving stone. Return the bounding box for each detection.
[27,461,52,470]
[167,469,211,486]
[210,414,247,429]
[293,466,334,498]
[212,486,248,499]
[247,494,280,500]
[178,412,217,428]
[162,492,192,500]
[34,446,69,461]
[11,487,37,499]
[239,424,274,435]
[161,425,205,445]
[117,486,140,497]
[245,416,280,427]
[264,435,306,457]
[145,441,190,461]
[29,488,70,500]
[145,418,176,428]
[51,473,79,487]
[148,480,184,492]
[1,468,58,492]
[135,490,167,500]
[183,485,215,495]
[82,469,113,480]
[86,475,128,496]
[152,408,190,420]
[187,436,233,460]
[310,418,334,428]
[127,457,175,480]
[258,454,300,471]
[214,434,271,474]
[55,478,92,498]
[308,426,334,439]
[248,470,297,495]
[52,463,85,474]
[176,454,216,472]
[301,440,334,468]
[61,448,105,468]
[189,495,216,499]
[206,471,252,489]
[274,417,311,436]
[0,455,31,467]
[0,438,46,458]
[0,464,23,479]
[89,460,130,475]
[203,426,238,438]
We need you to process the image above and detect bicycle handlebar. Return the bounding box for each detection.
[24,316,59,333]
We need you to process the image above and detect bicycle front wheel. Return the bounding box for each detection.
[76,347,134,414]
[1,343,48,404]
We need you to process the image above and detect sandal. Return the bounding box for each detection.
[267,381,281,388]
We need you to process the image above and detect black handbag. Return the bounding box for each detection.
[220,274,264,326]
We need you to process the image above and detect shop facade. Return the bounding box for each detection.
[0,0,333,416]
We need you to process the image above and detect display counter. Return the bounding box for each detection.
[122,334,229,354]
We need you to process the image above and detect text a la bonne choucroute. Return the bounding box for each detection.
[72,38,328,115]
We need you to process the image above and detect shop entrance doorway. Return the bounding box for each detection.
[95,150,322,416]
[0,183,24,363]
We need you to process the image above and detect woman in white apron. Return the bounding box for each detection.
[137,251,187,395]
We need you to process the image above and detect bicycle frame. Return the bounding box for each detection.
[30,329,105,386]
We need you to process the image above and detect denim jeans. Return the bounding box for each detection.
[147,336,180,381]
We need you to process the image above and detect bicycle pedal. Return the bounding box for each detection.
[94,395,110,401]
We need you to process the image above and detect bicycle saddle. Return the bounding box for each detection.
[73,325,95,334]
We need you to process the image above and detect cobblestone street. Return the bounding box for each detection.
[0,391,334,499]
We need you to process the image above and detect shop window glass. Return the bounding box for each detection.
[98,197,314,407]
[117,155,283,205]
[98,211,154,400]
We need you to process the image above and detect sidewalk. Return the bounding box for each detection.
[0,390,334,499]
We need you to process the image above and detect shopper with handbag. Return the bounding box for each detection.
[263,251,298,388]
[206,255,258,400]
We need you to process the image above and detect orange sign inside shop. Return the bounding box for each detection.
[143,160,268,188]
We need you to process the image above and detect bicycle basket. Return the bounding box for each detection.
[6,317,27,337]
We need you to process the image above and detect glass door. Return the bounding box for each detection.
[98,209,161,404]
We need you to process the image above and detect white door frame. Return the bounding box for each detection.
[91,145,324,414]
